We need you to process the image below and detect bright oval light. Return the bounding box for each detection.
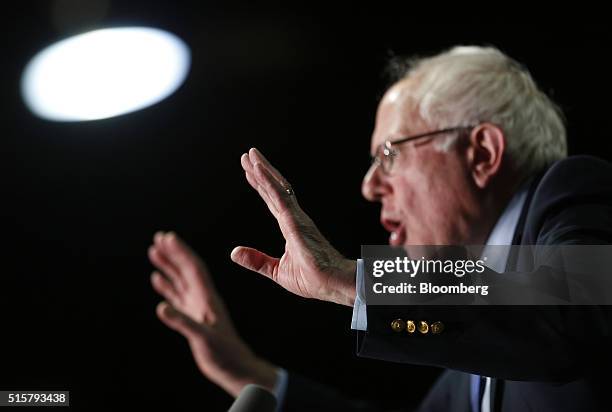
[21,27,191,121]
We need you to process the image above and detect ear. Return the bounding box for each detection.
[466,123,506,189]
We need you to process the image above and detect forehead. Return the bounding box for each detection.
[370,80,420,154]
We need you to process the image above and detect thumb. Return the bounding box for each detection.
[156,301,201,340]
[230,246,279,281]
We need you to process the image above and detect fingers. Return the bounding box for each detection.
[151,231,213,288]
[249,148,290,189]
[251,168,281,217]
[254,163,308,243]
[156,301,203,340]
[161,232,208,279]
[242,157,279,217]
[241,148,295,206]
[242,148,287,187]
[241,149,301,235]
[151,271,180,306]
[253,162,288,213]
[148,241,185,292]
[230,246,279,282]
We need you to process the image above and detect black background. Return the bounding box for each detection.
[1,2,611,411]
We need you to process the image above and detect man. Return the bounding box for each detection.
[148,46,612,411]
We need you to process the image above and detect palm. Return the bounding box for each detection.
[176,267,208,322]
[276,237,330,300]
[276,248,315,299]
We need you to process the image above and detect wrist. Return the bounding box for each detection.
[225,356,280,398]
[249,357,280,395]
[328,258,357,306]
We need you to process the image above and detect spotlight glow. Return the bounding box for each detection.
[21,27,191,121]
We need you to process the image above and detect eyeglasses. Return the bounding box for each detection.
[370,126,476,175]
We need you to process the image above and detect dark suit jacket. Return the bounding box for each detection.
[280,156,612,411]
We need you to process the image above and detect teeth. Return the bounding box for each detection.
[390,232,398,241]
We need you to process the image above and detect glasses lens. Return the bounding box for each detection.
[371,144,394,175]
[382,153,392,174]
[382,143,395,174]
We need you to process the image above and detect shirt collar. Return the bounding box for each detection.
[482,181,531,271]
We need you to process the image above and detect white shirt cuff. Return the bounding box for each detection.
[351,259,367,331]
[272,367,289,411]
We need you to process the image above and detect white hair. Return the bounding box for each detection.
[394,45,567,179]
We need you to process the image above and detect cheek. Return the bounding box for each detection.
[392,167,463,240]
[394,175,426,208]
[392,173,437,225]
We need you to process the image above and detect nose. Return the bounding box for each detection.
[362,163,390,202]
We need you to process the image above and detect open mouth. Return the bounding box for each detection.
[381,218,406,246]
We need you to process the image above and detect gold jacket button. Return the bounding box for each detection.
[431,321,444,334]
[406,320,416,334]
[418,320,429,334]
[390,319,406,332]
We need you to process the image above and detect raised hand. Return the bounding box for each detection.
[149,231,278,397]
[231,148,357,306]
